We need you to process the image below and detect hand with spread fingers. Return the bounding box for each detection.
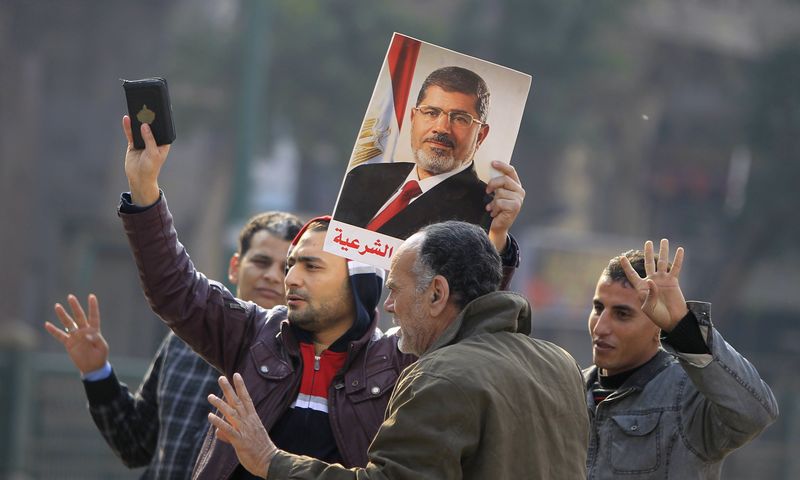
[208,373,277,479]
[44,294,109,375]
[621,238,689,333]
[485,160,525,253]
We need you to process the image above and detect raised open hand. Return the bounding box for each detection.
[208,373,277,478]
[122,115,170,206]
[44,294,109,374]
[621,239,689,332]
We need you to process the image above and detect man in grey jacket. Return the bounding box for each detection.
[207,221,590,479]
[584,239,778,479]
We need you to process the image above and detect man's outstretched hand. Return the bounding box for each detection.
[208,373,278,479]
[44,294,109,375]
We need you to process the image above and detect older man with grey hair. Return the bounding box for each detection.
[208,221,589,480]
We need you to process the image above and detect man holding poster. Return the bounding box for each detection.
[207,221,589,479]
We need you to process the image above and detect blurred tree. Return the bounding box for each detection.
[450,0,631,224]
[712,41,800,315]
[256,1,451,213]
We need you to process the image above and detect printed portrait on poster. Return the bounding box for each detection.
[326,33,531,269]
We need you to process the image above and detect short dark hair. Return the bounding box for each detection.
[238,211,302,256]
[302,218,330,235]
[413,221,502,309]
[603,249,671,287]
[416,66,490,122]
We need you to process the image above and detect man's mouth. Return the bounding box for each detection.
[593,339,614,351]
[255,287,281,299]
[424,134,454,149]
[286,292,306,306]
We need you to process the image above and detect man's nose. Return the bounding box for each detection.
[592,312,611,336]
[264,264,282,283]
[383,295,395,313]
[285,265,300,288]
[432,112,453,132]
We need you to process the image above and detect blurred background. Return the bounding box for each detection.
[1,0,798,478]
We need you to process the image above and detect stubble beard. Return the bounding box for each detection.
[397,333,413,355]
[395,305,432,357]
[288,300,348,334]
[414,139,476,175]
[414,147,457,176]
[286,281,354,335]
[288,304,320,332]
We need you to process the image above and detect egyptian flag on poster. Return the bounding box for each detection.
[348,33,421,169]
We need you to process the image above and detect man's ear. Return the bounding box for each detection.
[476,123,490,147]
[228,253,241,285]
[429,275,450,316]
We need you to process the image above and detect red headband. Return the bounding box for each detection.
[291,215,333,246]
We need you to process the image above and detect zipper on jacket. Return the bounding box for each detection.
[303,355,322,425]
[602,387,636,405]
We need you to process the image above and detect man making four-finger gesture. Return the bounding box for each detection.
[584,239,778,479]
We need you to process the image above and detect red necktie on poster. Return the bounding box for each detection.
[366,180,422,232]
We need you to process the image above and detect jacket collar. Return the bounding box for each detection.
[283,309,379,354]
[424,291,531,355]
[583,349,673,393]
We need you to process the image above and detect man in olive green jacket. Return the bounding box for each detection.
[207,221,590,479]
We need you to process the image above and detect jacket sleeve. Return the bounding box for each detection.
[118,192,261,376]
[499,233,520,290]
[267,368,477,480]
[84,336,167,468]
[663,301,779,461]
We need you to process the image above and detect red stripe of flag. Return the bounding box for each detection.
[387,34,421,131]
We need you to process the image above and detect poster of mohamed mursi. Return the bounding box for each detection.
[325,32,532,269]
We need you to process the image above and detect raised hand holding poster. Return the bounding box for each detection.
[326,33,531,269]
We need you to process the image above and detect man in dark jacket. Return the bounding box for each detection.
[208,221,590,479]
[116,115,523,479]
[44,211,301,479]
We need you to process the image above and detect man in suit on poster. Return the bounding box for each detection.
[334,66,513,242]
